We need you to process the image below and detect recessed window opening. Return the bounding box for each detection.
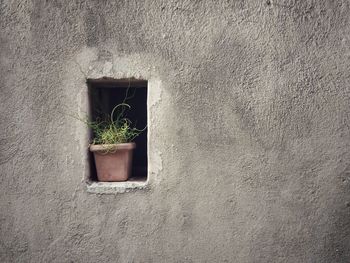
[87,78,148,182]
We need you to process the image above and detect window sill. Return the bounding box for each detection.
[86,180,149,194]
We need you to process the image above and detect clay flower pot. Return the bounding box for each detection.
[90,143,136,182]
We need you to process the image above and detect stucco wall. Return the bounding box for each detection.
[1,1,350,262]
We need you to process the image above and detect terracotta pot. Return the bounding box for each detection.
[89,143,136,182]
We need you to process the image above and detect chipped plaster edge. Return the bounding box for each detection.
[86,180,149,194]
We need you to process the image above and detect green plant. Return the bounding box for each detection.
[69,92,145,152]
[87,102,145,145]
[68,80,146,153]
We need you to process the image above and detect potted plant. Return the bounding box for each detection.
[86,103,145,182]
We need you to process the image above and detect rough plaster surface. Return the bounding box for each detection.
[1,0,350,262]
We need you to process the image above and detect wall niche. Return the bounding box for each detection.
[87,78,148,184]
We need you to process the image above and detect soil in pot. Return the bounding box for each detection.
[90,143,136,182]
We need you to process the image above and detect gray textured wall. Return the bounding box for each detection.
[1,0,350,262]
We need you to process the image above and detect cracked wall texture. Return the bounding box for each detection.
[1,0,350,262]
